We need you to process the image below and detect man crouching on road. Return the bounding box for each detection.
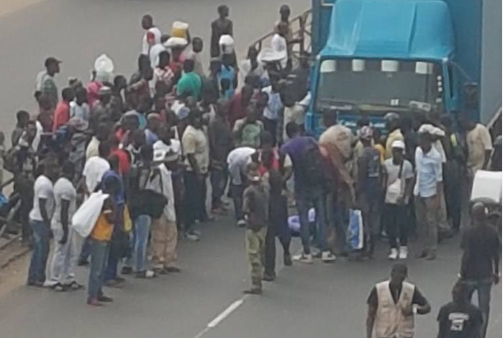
[366,263,431,338]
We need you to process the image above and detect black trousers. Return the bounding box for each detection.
[263,118,278,146]
[264,194,291,275]
[384,203,409,248]
[184,171,207,232]
[444,160,462,230]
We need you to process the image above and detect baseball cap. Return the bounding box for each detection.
[44,57,62,67]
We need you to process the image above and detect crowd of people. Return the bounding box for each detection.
[0,3,500,337]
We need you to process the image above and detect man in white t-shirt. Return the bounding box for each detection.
[27,155,59,287]
[46,162,83,290]
[271,22,289,69]
[141,14,162,56]
[82,142,111,196]
[383,141,414,260]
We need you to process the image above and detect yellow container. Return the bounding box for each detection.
[172,21,189,39]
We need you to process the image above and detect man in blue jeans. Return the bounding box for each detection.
[27,155,59,287]
[281,123,335,264]
[460,202,501,338]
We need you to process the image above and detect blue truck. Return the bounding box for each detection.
[306,0,502,134]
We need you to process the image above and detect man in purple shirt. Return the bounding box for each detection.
[281,123,335,264]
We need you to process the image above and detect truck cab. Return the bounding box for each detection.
[306,0,501,135]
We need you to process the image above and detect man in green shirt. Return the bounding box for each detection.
[176,59,202,100]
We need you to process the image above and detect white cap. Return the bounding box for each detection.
[391,140,406,150]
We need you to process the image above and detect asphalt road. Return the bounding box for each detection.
[0,1,501,338]
[0,211,501,338]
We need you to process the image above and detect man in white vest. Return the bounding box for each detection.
[366,263,431,338]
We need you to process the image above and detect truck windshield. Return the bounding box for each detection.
[316,58,442,110]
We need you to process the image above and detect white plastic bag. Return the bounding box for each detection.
[219,35,234,54]
[94,54,114,83]
[72,191,109,238]
[94,54,114,74]
[347,209,364,250]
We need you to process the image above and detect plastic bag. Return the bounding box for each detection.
[72,191,109,238]
[94,54,114,74]
[94,54,114,83]
[288,208,316,235]
[219,35,234,54]
[347,209,364,250]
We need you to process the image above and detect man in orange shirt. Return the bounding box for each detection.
[52,88,75,132]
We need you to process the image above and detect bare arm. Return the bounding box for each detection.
[417,302,431,315]
[187,153,201,177]
[404,177,414,202]
[39,198,50,225]
[366,304,376,338]
[59,199,70,245]
[483,149,491,170]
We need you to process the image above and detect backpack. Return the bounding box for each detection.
[298,142,328,187]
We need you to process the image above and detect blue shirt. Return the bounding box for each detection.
[414,146,443,198]
[218,65,236,98]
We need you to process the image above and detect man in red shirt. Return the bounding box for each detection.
[229,85,253,129]
[52,88,75,132]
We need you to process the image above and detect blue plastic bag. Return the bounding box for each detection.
[347,209,364,250]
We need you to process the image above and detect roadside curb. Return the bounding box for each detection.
[0,243,31,270]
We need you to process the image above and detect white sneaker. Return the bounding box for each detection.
[43,280,58,288]
[388,248,399,260]
[399,246,408,260]
[293,253,313,264]
[322,251,337,263]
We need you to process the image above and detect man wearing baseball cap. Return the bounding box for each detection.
[383,140,415,260]
[384,112,404,160]
[35,57,62,109]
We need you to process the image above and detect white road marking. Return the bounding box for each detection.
[193,298,246,338]
[208,299,245,328]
